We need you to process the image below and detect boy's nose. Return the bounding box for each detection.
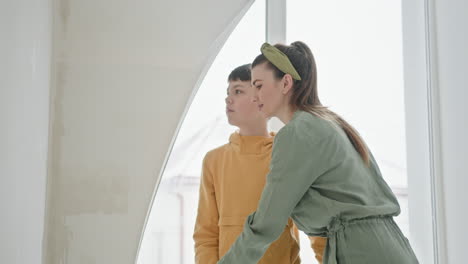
[225,96,232,104]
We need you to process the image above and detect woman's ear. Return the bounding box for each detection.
[281,74,294,95]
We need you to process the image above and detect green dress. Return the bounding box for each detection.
[217,110,419,264]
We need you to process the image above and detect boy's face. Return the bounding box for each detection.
[225,80,267,127]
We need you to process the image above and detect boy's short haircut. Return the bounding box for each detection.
[228,63,252,82]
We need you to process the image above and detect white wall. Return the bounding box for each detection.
[0,1,51,264]
[435,0,468,263]
[44,0,253,263]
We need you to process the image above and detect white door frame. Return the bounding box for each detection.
[402,0,447,263]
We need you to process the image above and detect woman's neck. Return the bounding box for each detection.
[276,106,296,125]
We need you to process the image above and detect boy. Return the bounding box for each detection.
[194,64,308,264]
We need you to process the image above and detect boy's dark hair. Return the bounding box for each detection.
[227,63,252,82]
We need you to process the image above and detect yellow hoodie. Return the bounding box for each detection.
[193,132,326,264]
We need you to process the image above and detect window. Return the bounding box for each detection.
[287,2,409,261]
[136,1,265,263]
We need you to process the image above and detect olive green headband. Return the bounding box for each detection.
[260,42,302,81]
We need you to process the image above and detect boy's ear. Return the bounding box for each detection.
[281,74,294,94]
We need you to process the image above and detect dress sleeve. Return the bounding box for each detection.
[218,126,339,264]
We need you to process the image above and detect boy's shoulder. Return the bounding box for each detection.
[203,142,230,165]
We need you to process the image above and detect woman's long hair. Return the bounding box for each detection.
[252,41,370,165]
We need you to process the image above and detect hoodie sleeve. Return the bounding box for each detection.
[309,236,327,264]
[218,125,340,264]
[193,154,220,264]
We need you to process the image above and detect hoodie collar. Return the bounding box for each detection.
[228,131,275,155]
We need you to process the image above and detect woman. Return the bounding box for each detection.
[194,64,306,264]
[217,42,419,264]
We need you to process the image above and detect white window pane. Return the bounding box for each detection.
[287,1,410,260]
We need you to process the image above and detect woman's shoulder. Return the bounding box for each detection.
[279,110,339,144]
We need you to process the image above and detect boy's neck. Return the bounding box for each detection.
[238,125,270,137]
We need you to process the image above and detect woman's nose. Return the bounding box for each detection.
[252,88,259,102]
[252,94,258,103]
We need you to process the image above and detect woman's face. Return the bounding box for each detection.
[251,62,288,119]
